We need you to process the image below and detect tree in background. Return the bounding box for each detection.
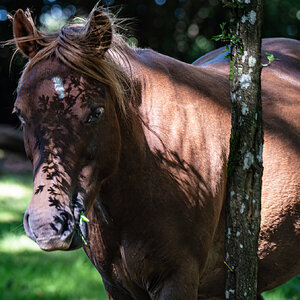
[222,0,264,299]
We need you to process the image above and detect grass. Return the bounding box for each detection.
[0,172,299,299]
[262,276,300,300]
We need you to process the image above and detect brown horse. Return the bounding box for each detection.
[11,7,299,300]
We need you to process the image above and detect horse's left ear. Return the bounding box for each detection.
[86,9,112,56]
[13,9,37,58]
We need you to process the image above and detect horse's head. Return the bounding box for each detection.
[13,8,125,251]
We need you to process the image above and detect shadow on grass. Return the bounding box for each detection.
[0,247,108,300]
[0,220,24,236]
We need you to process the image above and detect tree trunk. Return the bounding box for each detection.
[224,0,264,299]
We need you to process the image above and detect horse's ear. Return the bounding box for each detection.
[86,9,112,56]
[13,9,37,58]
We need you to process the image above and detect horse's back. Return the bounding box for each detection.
[195,38,300,291]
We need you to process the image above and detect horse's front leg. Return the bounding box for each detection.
[103,281,136,300]
[155,280,199,300]
[149,266,200,300]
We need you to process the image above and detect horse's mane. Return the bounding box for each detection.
[8,6,135,115]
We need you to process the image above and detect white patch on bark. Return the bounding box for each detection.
[225,291,229,299]
[228,228,232,235]
[240,243,244,248]
[257,143,263,162]
[236,231,241,237]
[241,102,249,115]
[241,15,248,23]
[249,10,257,25]
[231,92,236,102]
[52,77,65,99]
[243,151,254,169]
[240,203,246,214]
[241,10,256,25]
[240,73,251,89]
[249,56,256,67]
[242,50,248,63]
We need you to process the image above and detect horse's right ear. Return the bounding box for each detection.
[13,9,37,58]
[85,9,112,56]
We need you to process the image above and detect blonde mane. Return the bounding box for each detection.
[11,7,135,115]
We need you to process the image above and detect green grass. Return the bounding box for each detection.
[262,276,300,300]
[0,172,299,299]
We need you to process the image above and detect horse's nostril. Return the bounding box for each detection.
[23,211,36,241]
[25,211,29,224]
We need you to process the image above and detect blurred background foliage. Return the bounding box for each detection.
[0,0,300,299]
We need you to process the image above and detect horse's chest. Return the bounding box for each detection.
[103,250,150,299]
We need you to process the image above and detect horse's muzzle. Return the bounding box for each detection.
[23,206,88,251]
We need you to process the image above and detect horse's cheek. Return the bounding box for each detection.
[98,126,121,177]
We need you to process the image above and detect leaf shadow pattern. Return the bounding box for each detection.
[155,149,213,210]
[31,74,102,238]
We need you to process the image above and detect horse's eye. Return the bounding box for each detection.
[13,107,26,125]
[18,115,26,125]
[87,107,105,123]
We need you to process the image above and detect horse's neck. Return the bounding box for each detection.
[98,47,230,226]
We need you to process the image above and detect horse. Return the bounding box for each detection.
[11,7,299,300]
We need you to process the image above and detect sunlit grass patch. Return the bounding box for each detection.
[0,232,40,252]
[0,173,32,218]
[0,182,31,199]
[0,210,22,223]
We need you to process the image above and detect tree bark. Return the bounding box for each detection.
[224,0,264,299]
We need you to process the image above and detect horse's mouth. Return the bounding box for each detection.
[55,210,89,251]
[70,215,89,250]
[67,220,89,250]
